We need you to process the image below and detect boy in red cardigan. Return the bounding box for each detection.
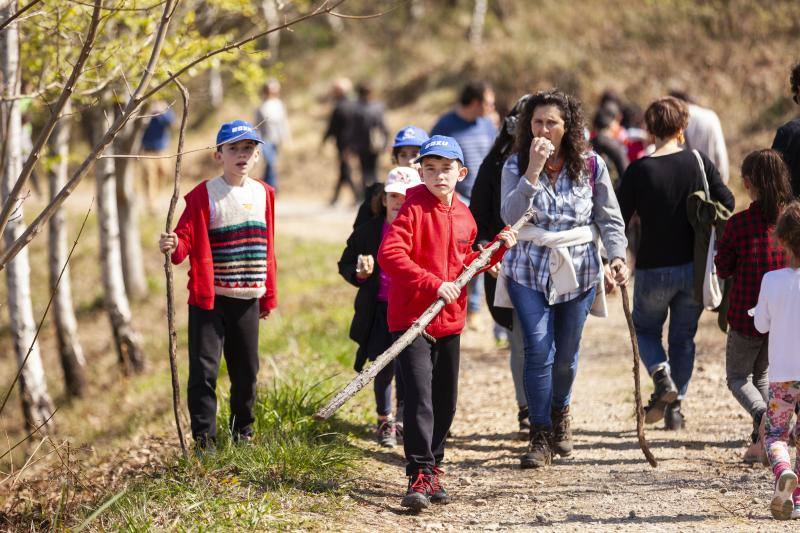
[378,136,517,510]
[159,120,277,452]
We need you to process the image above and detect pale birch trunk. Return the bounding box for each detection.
[208,67,223,109]
[86,105,145,374]
[1,1,54,430]
[113,120,148,300]
[48,101,87,397]
[469,0,488,48]
[260,0,281,57]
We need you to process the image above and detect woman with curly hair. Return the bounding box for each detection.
[500,90,629,468]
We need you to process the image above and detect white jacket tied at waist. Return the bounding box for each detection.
[495,224,608,318]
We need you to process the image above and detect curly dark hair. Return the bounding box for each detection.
[775,201,800,260]
[514,89,588,183]
[791,62,800,103]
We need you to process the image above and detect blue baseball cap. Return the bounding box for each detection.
[414,135,464,165]
[392,125,429,148]
[216,120,263,146]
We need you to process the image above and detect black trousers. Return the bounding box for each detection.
[331,151,358,203]
[358,150,378,196]
[188,296,260,441]
[396,332,460,475]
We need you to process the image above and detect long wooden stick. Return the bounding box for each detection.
[619,284,658,468]
[314,207,537,421]
[163,78,189,459]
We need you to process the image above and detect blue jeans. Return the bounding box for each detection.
[261,141,279,190]
[632,262,702,398]
[507,278,595,427]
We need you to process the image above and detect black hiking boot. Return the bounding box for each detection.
[193,435,217,458]
[664,400,685,431]
[430,467,451,504]
[551,405,573,457]
[517,406,531,440]
[644,366,678,424]
[400,469,432,511]
[520,424,553,469]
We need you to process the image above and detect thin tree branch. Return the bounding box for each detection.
[165,76,189,459]
[66,0,167,12]
[0,0,353,271]
[0,408,58,462]
[0,203,92,418]
[0,0,103,243]
[0,0,44,33]
[329,2,403,19]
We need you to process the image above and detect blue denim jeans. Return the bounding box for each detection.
[507,278,595,427]
[632,262,702,398]
[260,141,279,190]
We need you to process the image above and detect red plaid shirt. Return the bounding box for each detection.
[715,201,787,337]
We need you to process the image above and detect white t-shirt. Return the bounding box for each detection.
[751,267,800,382]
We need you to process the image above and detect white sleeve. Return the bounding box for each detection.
[751,276,771,334]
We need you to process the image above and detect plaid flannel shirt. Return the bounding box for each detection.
[715,201,787,337]
[500,153,627,304]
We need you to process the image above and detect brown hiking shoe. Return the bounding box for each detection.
[520,424,553,469]
[551,405,573,457]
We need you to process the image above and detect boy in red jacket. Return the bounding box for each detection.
[378,135,517,510]
[159,120,277,453]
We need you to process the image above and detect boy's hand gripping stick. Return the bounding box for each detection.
[313,207,537,421]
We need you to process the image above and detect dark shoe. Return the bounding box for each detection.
[520,424,553,469]
[376,418,397,448]
[400,469,432,511]
[644,367,678,424]
[551,405,573,457]
[664,400,685,430]
[233,428,255,445]
[193,435,217,458]
[517,406,531,440]
[430,467,451,504]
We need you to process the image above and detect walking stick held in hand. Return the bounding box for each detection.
[314,207,537,421]
[615,269,658,468]
[163,78,190,458]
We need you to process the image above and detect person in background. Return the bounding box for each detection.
[470,94,531,438]
[772,61,800,196]
[621,103,650,162]
[323,78,358,205]
[591,106,629,187]
[618,96,734,431]
[350,83,389,198]
[431,81,498,326]
[339,168,421,448]
[254,79,291,192]
[751,201,800,521]
[715,149,793,465]
[670,90,730,185]
[140,99,175,206]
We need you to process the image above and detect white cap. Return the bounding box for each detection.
[384,166,421,195]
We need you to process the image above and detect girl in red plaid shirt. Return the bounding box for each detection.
[715,149,793,465]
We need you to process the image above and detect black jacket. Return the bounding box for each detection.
[338,217,384,368]
[469,148,513,329]
[773,118,800,197]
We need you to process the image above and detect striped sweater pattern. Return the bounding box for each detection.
[207,176,268,299]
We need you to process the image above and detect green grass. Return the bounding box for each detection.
[91,380,360,531]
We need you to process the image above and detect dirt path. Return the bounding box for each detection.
[331,307,778,532]
[276,197,777,531]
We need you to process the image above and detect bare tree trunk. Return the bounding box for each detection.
[1,1,55,431]
[48,101,87,398]
[113,119,148,301]
[260,0,281,58]
[409,0,424,21]
[85,104,145,374]
[208,67,223,109]
[469,0,488,48]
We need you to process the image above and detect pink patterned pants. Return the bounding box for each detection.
[765,380,800,472]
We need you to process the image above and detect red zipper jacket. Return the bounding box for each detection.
[378,184,506,337]
[171,178,277,313]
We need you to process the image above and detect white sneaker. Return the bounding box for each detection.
[791,504,800,519]
[771,470,798,520]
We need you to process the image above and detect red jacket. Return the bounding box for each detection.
[378,184,506,337]
[171,179,277,313]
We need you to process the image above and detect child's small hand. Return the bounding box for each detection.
[260,309,271,319]
[498,227,518,249]
[159,232,178,253]
[355,254,374,280]
[437,281,460,304]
